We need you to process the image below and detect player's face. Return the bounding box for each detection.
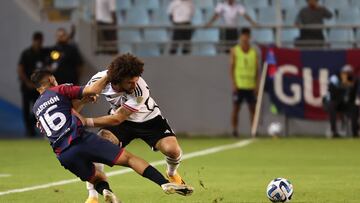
[240,34,250,46]
[56,30,68,44]
[228,0,235,5]
[112,76,139,94]
[307,0,318,7]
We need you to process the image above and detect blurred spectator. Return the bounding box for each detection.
[230,28,259,137]
[95,0,117,54]
[17,32,48,137]
[323,65,359,138]
[49,28,83,85]
[167,0,195,55]
[295,0,333,48]
[206,0,256,52]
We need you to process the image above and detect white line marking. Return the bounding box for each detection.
[0,139,254,196]
[0,174,11,178]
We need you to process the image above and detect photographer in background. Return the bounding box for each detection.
[323,65,359,138]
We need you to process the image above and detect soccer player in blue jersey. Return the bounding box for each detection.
[31,70,193,203]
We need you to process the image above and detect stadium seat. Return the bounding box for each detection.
[192,29,219,42]
[281,29,300,43]
[54,0,79,9]
[125,7,149,25]
[194,0,214,10]
[135,44,161,56]
[323,0,350,9]
[237,8,257,26]
[327,29,354,48]
[258,8,277,25]
[192,8,204,25]
[242,0,269,9]
[134,0,160,10]
[252,29,274,44]
[356,29,360,47]
[118,30,142,42]
[191,44,217,56]
[144,29,168,42]
[284,8,299,25]
[280,0,296,8]
[337,8,360,24]
[350,0,360,8]
[117,0,132,11]
[118,43,133,54]
[151,9,171,25]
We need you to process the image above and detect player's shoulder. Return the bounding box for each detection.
[87,69,107,85]
[133,77,149,97]
[92,70,108,78]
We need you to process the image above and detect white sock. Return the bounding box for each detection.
[86,163,105,198]
[166,151,182,176]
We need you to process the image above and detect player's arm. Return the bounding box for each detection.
[255,50,260,94]
[83,106,133,127]
[244,14,257,26]
[72,95,98,112]
[206,13,219,27]
[82,74,108,97]
[230,48,236,92]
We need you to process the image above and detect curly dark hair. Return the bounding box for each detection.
[107,53,144,84]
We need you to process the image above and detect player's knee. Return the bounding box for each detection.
[163,145,182,159]
[114,150,132,167]
[98,129,120,145]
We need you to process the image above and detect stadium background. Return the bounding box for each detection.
[2,0,359,137]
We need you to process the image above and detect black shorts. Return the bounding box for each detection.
[103,115,175,151]
[57,131,123,181]
[233,89,256,105]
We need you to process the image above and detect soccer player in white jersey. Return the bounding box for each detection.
[84,54,189,203]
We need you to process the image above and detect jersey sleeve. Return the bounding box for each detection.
[109,0,116,12]
[215,3,224,14]
[87,70,107,86]
[237,5,246,16]
[122,80,150,112]
[51,84,84,100]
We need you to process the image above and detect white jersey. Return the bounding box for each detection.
[87,70,161,122]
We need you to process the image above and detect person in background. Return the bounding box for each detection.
[167,0,195,55]
[17,31,48,137]
[95,0,117,54]
[49,28,83,85]
[206,0,256,52]
[323,65,359,138]
[295,0,333,48]
[230,28,259,137]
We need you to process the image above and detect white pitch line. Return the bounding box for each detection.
[0,174,11,178]
[0,139,254,196]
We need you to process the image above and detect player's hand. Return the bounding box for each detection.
[81,94,99,104]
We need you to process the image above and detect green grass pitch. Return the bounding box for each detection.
[0,137,360,203]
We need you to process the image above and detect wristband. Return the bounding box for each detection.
[86,118,94,127]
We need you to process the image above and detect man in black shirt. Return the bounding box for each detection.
[18,31,48,137]
[49,28,83,85]
[323,65,359,138]
[295,0,333,47]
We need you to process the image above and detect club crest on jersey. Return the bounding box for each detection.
[136,96,144,104]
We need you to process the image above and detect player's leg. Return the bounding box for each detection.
[57,139,119,203]
[85,129,121,203]
[154,136,185,184]
[88,170,118,203]
[114,149,193,196]
[231,90,242,137]
[246,90,257,126]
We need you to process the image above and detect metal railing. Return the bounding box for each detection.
[92,24,360,55]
